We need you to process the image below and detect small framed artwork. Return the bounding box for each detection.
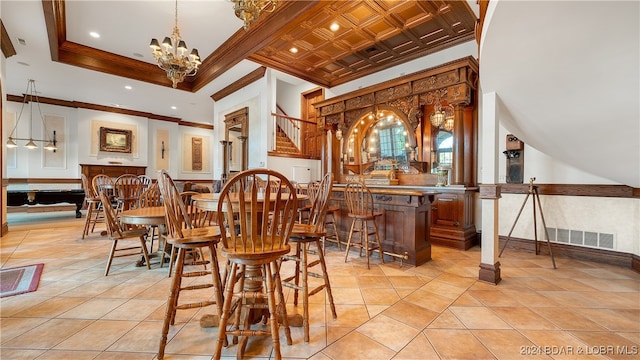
[100,127,132,153]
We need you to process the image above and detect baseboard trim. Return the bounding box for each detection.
[497,235,638,273]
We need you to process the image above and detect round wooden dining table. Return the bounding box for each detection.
[192,192,308,212]
[119,206,165,226]
[119,206,166,267]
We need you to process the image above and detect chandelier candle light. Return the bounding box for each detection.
[150,0,201,88]
[232,0,278,30]
[6,79,57,151]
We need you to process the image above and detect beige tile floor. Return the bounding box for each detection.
[1,211,639,359]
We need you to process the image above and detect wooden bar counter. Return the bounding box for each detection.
[331,185,438,266]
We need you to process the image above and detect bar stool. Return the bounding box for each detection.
[214,169,296,360]
[280,172,337,342]
[81,174,104,238]
[344,181,385,269]
[156,170,225,360]
[323,203,342,250]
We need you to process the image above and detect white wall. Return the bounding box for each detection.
[3,101,214,183]
[474,108,640,257]
[213,78,267,179]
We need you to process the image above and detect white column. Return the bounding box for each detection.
[479,91,501,284]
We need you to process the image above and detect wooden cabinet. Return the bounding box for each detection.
[430,187,477,250]
[331,186,436,266]
[80,164,146,179]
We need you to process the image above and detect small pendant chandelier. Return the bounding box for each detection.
[6,79,57,151]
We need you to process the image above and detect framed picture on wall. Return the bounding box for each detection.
[100,127,132,153]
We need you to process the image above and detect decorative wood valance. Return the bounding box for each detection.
[314,56,478,133]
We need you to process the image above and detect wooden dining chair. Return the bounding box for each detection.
[99,191,151,276]
[156,170,225,360]
[214,169,297,360]
[344,181,385,269]
[81,173,104,238]
[138,182,164,262]
[115,174,143,212]
[92,174,115,198]
[137,174,152,191]
[280,172,337,342]
[164,190,211,276]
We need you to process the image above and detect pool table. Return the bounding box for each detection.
[7,189,85,218]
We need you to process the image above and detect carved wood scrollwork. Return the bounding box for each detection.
[375,195,392,202]
[325,113,341,126]
[386,95,422,131]
[375,83,412,103]
[412,71,459,92]
[345,93,375,110]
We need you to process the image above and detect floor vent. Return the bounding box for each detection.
[545,227,614,250]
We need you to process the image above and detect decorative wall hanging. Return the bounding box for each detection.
[99,127,132,153]
[192,137,203,170]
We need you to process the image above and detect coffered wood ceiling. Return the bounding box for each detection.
[42,0,477,94]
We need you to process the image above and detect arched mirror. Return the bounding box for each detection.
[343,108,417,174]
[222,107,248,182]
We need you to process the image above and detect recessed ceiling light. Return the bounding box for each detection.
[289,47,298,54]
[124,85,132,90]
[89,31,100,38]
[171,106,177,110]
[330,22,339,32]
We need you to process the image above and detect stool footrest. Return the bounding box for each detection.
[282,282,303,291]
[176,300,217,310]
[181,283,213,291]
[308,285,326,297]
[182,270,212,278]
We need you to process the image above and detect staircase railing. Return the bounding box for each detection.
[272,112,303,152]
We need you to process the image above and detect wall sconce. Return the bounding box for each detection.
[6,79,57,151]
[161,141,165,159]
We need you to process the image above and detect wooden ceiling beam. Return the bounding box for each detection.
[1,20,17,58]
[211,66,267,101]
[192,0,323,92]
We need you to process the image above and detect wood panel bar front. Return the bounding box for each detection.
[331,186,437,266]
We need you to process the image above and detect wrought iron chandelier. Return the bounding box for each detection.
[232,0,278,30]
[150,0,201,88]
[6,79,57,151]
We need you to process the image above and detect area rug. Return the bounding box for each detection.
[0,264,44,298]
